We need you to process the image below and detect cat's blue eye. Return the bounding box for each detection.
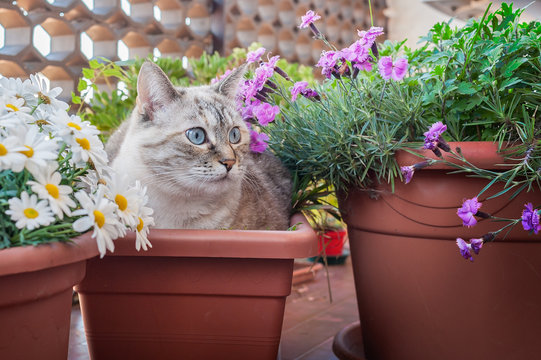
[186,128,206,145]
[229,127,241,144]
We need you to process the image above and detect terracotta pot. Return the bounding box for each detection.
[336,142,541,360]
[0,234,98,360]
[318,229,347,256]
[75,213,317,360]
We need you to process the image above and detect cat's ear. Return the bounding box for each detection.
[136,61,179,120]
[213,64,248,99]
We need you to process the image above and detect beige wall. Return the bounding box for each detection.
[385,0,464,48]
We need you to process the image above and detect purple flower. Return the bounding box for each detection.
[341,40,370,64]
[358,27,385,48]
[211,69,233,85]
[241,99,261,120]
[522,203,541,234]
[302,88,319,100]
[457,197,482,228]
[246,47,266,64]
[299,10,321,29]
[423,121,448,151]
[378,56,409,81]
[250,130,269,153]
[469,238,484,255]
[291,81,308,101]
[317,51,339,79]
[400,166,415,184]
[456,238,474,262]
[353,60,373,72]
[253,102,280,126]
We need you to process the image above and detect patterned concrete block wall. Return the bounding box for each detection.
[0,0,387,100]
[224,0,388,62]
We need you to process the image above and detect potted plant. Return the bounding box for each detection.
[69,54,318,360]
[240,3,540,359]
[0,74,152,359]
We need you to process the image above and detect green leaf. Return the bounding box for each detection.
[502,58,528,78]
[457,82,478,95]
[71,92,82,104]
[89,59,100,69]
[82,68,94,80]
[77,79,87,92]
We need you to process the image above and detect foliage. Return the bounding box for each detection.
[412,2,541,144]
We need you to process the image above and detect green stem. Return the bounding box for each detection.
[368,0,374,27]
[460,3,491,79]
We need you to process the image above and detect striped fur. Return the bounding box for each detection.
[107,62,291,230]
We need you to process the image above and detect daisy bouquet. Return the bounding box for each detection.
[0,74,154,258]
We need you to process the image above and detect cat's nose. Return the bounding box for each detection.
[219,158,236,172]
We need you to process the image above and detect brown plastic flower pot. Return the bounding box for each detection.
[336,142,541,360]
[0,235,98,360]
[75,213,317,360]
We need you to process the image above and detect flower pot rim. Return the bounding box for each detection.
[0,234,98,277]
[106,213,318,259]
[397,141,513,170]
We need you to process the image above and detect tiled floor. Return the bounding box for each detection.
[68,257,358,360]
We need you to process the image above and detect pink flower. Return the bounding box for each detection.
[211,69,233,85]
[341,40,370,64]
[246,47,266,64]
[400,165,415,184]
[253,102,280,126]
[241,99,261,120]
[290,81,308,101]
[378,56,409,81]
[522,203,541,234]
[457,197,482,228]
[358,27,385,47]
[456,238,474,262]
[250,130,269,153]
[299,10,321,29]
[317,51,339,79]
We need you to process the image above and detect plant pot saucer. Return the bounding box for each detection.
[332,321,367,360]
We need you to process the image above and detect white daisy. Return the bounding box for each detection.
[104,172,141,228]
[27,162,76,219]
[11,124,59,171]
[0,133,27,172]
[132,181,154,251]
[72,186,126,258]
[6,191,55,230]
[29,73,68,112]
[0,77,38,107]
[50,110,100,140]
[68,133,108,174]
[0,96,31,118]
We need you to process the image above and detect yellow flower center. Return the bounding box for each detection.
[35,119,50,126]
[93,210,105,228]
[0,143,7,156]
[115,194,128,211]
[137,217,144,232]
[45,183,60,199]
[20,145,34,158]
[76,138,91,150]
[6,104,19,112]
[68,122,82,130]
[24,208,39,219]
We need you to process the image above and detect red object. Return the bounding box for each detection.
[75,213,317,360]
[318,229,347,256]
[337,142,541,360]
[0,234,99,360]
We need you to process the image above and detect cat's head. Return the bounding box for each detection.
[132,61,250,194]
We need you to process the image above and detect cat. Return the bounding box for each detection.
[106,61,292,230]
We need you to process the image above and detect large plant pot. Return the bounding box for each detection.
[0,235,98,360]
[336,142,541,360]
[75,213,317,360]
